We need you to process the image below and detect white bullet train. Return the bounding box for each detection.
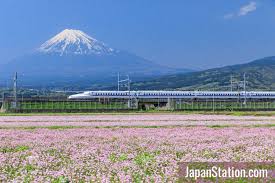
[68,91,275,99]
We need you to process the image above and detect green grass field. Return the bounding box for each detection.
[1,110,275,117]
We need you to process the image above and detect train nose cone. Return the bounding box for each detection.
[68,94,77,99]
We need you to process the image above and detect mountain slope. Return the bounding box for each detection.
[131,57,275,91]
[0,29,192,88]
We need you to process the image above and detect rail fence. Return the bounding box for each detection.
[1,99,133,113]
[1,98,275,112]
[174,100,275,111]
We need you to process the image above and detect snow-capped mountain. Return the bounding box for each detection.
[0,29,191,88]
[38,29,115,56]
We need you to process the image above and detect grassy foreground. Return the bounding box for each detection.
[0,110,275,116]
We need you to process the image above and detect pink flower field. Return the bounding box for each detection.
[0,114,274,182]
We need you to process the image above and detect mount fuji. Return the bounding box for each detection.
[0,29,191,88]
[38,29,116,56]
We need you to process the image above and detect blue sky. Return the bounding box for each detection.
[0,0,275,69]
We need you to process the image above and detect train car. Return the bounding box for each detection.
[68,91,275,99]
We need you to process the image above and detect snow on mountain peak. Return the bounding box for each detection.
[38,29,115,56]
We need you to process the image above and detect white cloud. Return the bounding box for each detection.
[238,2,257,16]
[224,13,234,19]
[224,1,257,19]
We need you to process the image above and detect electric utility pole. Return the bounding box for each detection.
[117,72,120,91]
[13,72,17,108]
[230,75,233,92]
[117,74,131,108]
[243,73,247,105]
